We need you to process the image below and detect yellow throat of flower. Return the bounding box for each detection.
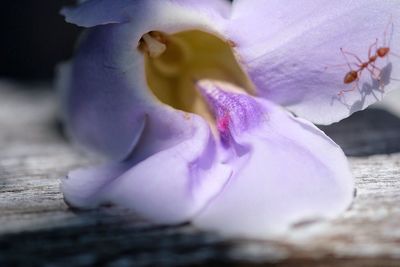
[138,30,254,124]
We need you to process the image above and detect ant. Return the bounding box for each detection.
[337,16,397,96]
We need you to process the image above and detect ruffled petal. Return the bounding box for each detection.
[228,0,400,124]
[61,0,229,29]
[60,0,230,160]
[193,88,354,238]
[60,25,148,159]
[62,114,232,223]
[61,163,129,208]
[61,0,132,26]
[170,0,231,19]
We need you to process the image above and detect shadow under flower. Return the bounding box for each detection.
[320,107,400,156]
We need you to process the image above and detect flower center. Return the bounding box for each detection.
[138,30,254,125]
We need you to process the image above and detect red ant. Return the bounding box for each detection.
[337,16,397,96]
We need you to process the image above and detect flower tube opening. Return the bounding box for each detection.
[138,30,255,125]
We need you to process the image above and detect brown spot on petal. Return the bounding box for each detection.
[227,39,237,47]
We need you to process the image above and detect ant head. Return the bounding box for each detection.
[377,47,390,57]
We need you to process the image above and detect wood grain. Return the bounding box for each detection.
[0,81,400,267]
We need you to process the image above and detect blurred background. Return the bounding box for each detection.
[0,0,80,82]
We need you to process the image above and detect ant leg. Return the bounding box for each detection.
[367,63,382,80]
[368,38,378,58]
[324,48,360,73]
[383,14,394,47]
[390,51,400,58]
[341,48,365,66]
[338,78,360,97]
[370,64,400,86]
[368,63,385,92]
[324,62,359,71]
[383,15,396,63]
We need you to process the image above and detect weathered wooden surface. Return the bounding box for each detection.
[1,81,400,267]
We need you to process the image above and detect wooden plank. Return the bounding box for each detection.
[0,81,400,266]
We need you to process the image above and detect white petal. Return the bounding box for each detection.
[194,98,354,238]
[228,0,400,124]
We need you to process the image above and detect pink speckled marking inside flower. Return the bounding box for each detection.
[196,80,264,146]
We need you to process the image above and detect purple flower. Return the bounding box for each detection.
[59,0,400,238]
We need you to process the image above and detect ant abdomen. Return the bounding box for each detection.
[344,71,358,84]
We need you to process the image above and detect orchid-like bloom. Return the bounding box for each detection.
[59,0,400,238]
